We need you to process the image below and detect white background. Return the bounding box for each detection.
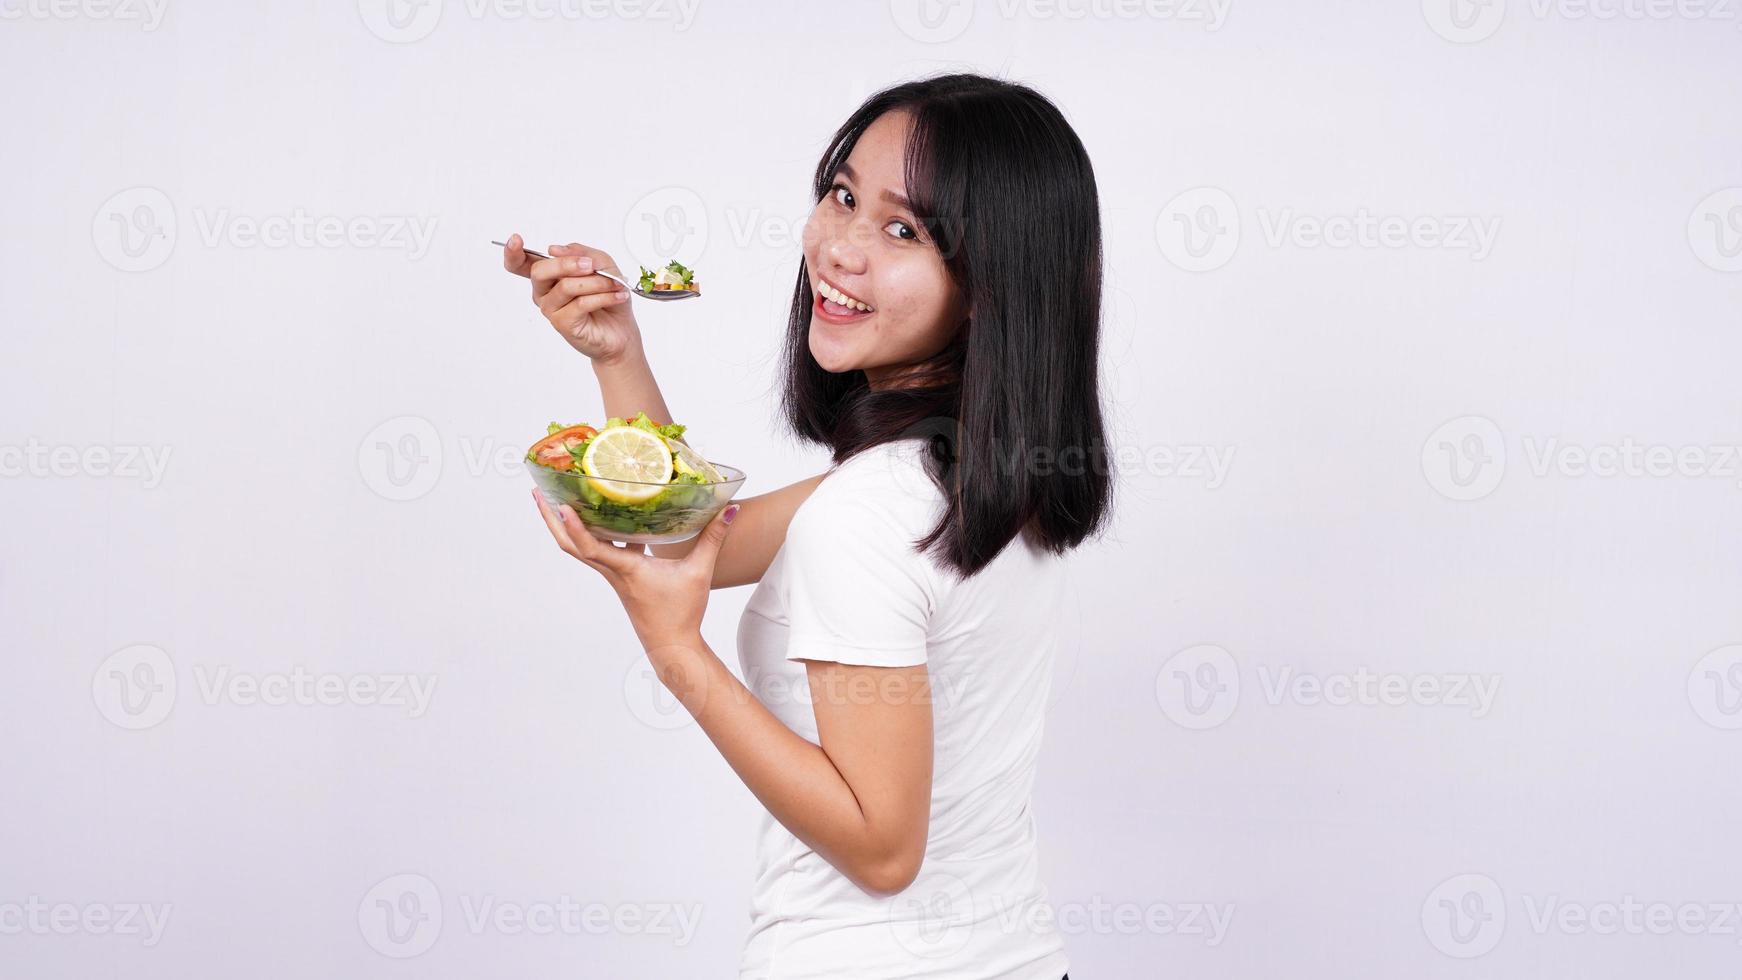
[3,0,1740,977]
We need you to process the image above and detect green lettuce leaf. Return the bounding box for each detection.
[606,411,687,442]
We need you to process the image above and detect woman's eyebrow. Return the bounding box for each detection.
[837,162,913,211]
[882,189,914,211]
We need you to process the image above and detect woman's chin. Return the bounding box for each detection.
[807,332,865,375]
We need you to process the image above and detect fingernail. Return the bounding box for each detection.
[722,504,739,524]
[577,257,592,272]
[615,290,629,301]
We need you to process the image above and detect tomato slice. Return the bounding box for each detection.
[529,425,597,471]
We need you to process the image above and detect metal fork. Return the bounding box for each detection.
[490,240,700,302]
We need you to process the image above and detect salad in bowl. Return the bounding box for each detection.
[526,412,744,544]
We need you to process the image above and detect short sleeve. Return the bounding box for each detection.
[780,488,940,669]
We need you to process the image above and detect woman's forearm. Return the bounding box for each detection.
[591,341,689,561]
[592,339,674,426]
[648,636,914,894]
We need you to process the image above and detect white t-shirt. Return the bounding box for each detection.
[735,438,1071,980]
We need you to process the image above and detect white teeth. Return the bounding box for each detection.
[818,280,872,313]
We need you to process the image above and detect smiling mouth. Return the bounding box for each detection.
[814,277,874,320]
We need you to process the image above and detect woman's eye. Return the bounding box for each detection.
[886,220,918,241]
[832,185,854,209]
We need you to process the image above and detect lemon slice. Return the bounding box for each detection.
[669,438,722,483]
[580,426,674,503]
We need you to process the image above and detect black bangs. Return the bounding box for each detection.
[780,72,1114,578]
[898,102,967,266]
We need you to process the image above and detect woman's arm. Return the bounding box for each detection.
[533,492,934,896]
[505,236,820,586]
[590,342,674,433]
[654,637,933,896]
[649,471,829,586]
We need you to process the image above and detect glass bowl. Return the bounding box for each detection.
[527,460,746,545]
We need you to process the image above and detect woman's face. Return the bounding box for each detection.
[801,110,967,387]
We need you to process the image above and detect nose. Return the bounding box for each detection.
[822,219,868,277]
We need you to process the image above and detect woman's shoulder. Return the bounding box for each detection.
[788,440,945,549]
[809,439,942,514]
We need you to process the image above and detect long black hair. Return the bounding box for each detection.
[780,72,1113,578]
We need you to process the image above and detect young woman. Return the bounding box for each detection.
[504,72,1109,980]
